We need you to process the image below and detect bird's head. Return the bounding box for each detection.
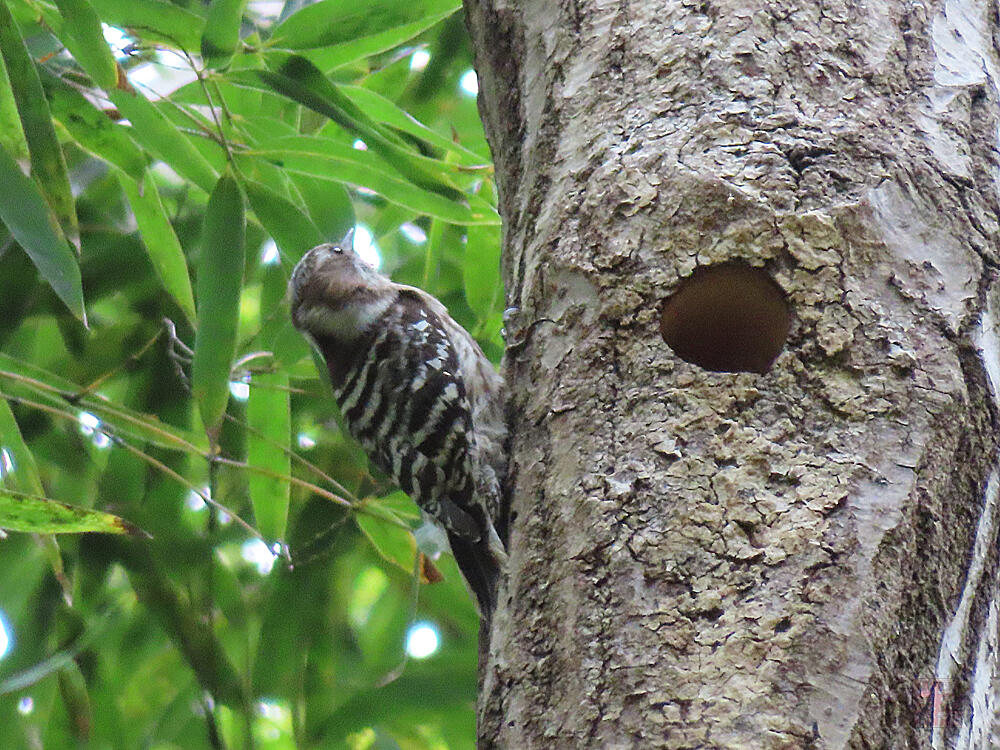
[288,229,394,341]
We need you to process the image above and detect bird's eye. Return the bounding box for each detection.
[333,246,344,255]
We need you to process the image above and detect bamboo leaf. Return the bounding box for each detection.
[0,145,86,323]
[201,0,248,69]
[58,661,92,742]
[0,353,209,454]
[256,54,466,200]
[0,489,147,536]
[268,0,448,48]
[287,172,355,244]
[107,86,218,193]
[120,172,197,324]
[0,36,27,161]
[0,612,112,695]
[247,371,290,542]
[0,2,79,249]
[243,178,323,263]
[192,171,246,439]
[41,70,145,179]
[106,539,248,708]
[89,0,205,51]
[315,663,475,743]
[241,148,497,225]
[0,352,83,394]
[0,390,45,496]
[356,511,418,574]
[52,0,118,90]
[301,8,457,72]
[340,85,486,165]
[464,221,502,320]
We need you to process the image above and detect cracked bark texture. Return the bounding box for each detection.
[463,1,1000,748]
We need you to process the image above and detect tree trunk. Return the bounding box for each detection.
[463,1,1000,748]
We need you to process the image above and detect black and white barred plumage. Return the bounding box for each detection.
[288,233,507,620]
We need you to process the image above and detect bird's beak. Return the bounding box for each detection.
[340,226,356,251]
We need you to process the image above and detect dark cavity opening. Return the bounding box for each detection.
[659,263,790,374]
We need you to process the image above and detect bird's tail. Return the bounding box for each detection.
[449,526,506,624]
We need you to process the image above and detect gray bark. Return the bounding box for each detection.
[463,1,1000,748]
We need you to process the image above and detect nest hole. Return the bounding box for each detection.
[659,263,790,374]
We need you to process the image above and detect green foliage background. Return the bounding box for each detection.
[0,0,502,747]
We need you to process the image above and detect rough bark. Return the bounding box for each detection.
[463,1,1000,748]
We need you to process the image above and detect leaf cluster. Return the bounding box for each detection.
[0,1,502,747]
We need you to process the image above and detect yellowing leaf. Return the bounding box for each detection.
[0,489,148,536]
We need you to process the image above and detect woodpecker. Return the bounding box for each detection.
[289,231,507,620]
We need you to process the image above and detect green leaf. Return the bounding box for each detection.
[108,540,248,708]
[0,2,499,741]
[464,221,502,320]
[58,660,92,742]
[271,319,312,369]
[43,72,146,179]
[243,178,323,263]
[89,0,205,51]
[356,509,418,574]
[0,488,147,535]
[192,171,246,439]
[230,81,479,184]
[107,86,218,193]
[0,390,45,496]
[0,42,27,161]
[316,662,476,743]
[287,172,355,244]
[201,0,248,69]
[0,2,79,249]
[0,352,85,395]
[421,214,446,288]
[0,146,86,324]
[120,172,197,325]
[341,85,486,165]
[256,54,467,200]
[52,0,118,90]
[0,352,209,454]
[241,145,497,225]
[268,0,457,50]
[0,611,112,695]
[375,490,421,523]
[301,7,458,72]
[247,371,290,542]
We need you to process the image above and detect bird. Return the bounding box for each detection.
[288,230,507,620]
